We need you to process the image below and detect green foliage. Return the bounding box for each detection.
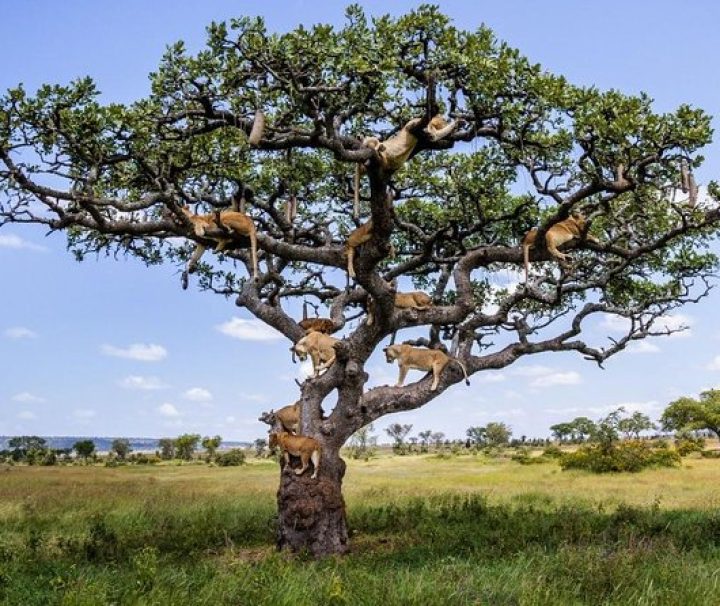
[674,432,705,456]
[542,444,564,458]
[174,434,201,461]
[215,449,246,467]
[110,438,132,460]
[560,440,680,473]
[73,440,96,460]
[662,390,720,440]
[201,435,223,460]
[158,438,175,460]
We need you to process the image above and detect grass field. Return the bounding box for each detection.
[2,452,720,605]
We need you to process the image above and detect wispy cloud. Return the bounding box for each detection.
[545,400,661,417]
[0,234,47,252]
[183,387,213,402]
[73,409,96,419]
[101,343,168,362]
[17,410,37,420]
[530,371,581,388]
[474,371,507,384]
[510,365,582,388]
[11,392,46,403]
[4,326,38,339]
[119,375,169,390]
[626,340,660,354]
[216,318,283,342]
[157,402,180,417]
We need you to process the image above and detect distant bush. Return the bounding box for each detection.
[128,453,160,465]
[560,440,680,473]
[511,447,546,465]
[216,449,246,466]
[542,444,564,458]
[700,449,720,459]
[674,434,705,457]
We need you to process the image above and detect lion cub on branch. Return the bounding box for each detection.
[269,431,321,479]
[384,343,470,391]
[522,212,599,282]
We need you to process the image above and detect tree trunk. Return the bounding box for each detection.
[276,440,349,557]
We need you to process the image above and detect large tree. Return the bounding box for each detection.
[1,6,718,556]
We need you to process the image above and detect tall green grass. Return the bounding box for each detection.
[2,460,720,604]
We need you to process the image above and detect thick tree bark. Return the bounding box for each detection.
[276,439,349,557]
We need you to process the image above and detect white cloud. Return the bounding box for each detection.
[157,403,181,417]
[706,356,720,371]
[4,326,37,339]
[225,416,236,424]
[73,409,96,419]
[183,387,213,402]
[11,392,46,403]
[119,375,169,390]
[545,400,660,417]
[511,365,555,378]
[626,340,660,354]
[17,411,37,420]
[216,318,283,342]
[474,372,507,384]
[530,371,582,388]
[101,343,168,362]
[0,234,47,252]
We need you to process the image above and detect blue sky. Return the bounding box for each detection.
[2,1,720,442]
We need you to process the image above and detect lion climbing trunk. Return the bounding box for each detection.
[276,437,348,557]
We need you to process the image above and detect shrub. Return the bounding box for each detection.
[511,448,546,465]
[700,449,720,458]
[560,440,680,473]
[543,444,564,458]
[216,449,246,466]
[674,434,705,457]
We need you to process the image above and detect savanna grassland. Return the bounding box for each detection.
[2,453,720,605]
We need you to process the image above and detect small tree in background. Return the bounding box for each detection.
[466,426,486,446]
[254,438,268,458]
[618,411,655,439]
[550,422,574,443]
[73,440,96,462]
[485,422,511,447]
[418,430,433,453]
[385,424,413,454]
[662,391,720,442]
[347,423,377,460]
[201,435,223,461]
[431,432,446,451]
[158,438,175,460]
[110,438,132,461]
[175,434,201,461]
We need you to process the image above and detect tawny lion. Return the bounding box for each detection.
[522,211,599,282]
[180,206,259,284]
[354,115,457,216]
[291,331,340,376]
[367,291,433,326]
[269,431,321,479]
[259,401,300,434]
[384,343,470,391]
